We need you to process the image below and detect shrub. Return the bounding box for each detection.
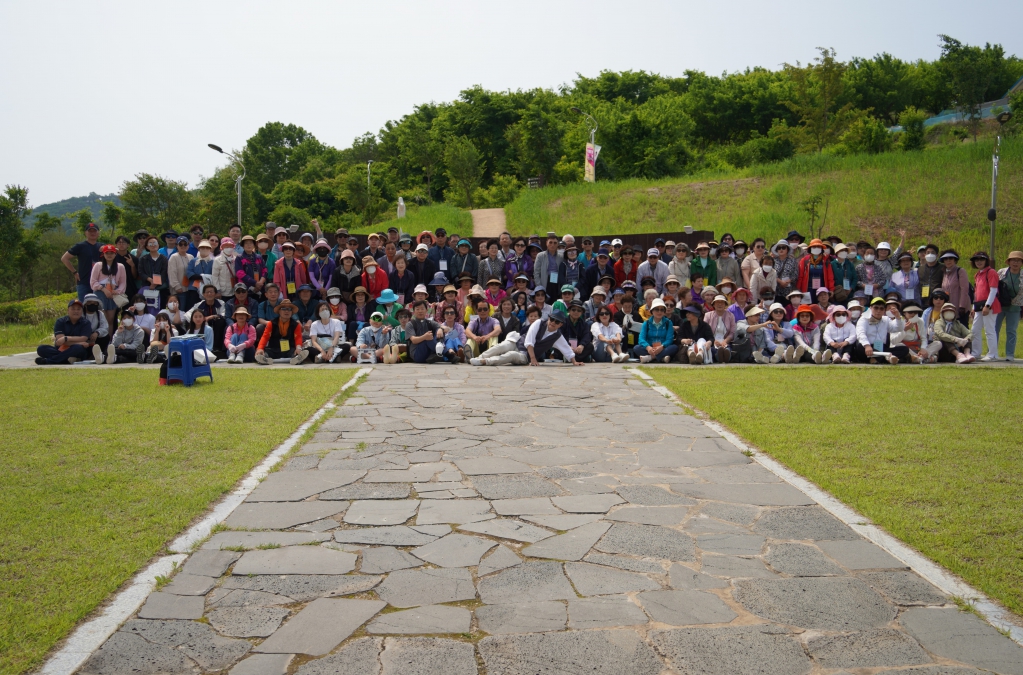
[842,116,893,154]
[0,293,76,325]
[898,107,928,151]
[472,174,524,208]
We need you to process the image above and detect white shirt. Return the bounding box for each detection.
[310,318,344,338]
[591,321,623,341]
[522,318,574,360]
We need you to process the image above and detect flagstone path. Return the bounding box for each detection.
[78,365,1023,675]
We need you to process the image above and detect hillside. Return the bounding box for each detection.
[24,192,120,231]
[505,137,1023,258]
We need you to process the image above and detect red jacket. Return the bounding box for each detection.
[362,266,389,300]
[273,257,310,299]
[797,254,834,293]
[613,258,638,287]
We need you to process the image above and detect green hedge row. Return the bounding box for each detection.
[0,293,77,325]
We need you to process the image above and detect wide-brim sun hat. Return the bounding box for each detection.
[377,289,399,304]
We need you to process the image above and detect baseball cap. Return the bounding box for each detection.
[647,247,659,257]
[611,238,623,247]
[416,243,429,252]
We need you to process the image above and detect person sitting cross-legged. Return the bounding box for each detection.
[635,299,679,364]
[106,313,147,364]
[465,299,502,358]
[36,298,98,365]
[351,311,391,364]
[224,307,257,363]
[255,299,309,365]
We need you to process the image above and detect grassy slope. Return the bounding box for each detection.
[507,137,1023,259]
[644,366,1023,618]
[0,368,355,675]
[349,203,472,236]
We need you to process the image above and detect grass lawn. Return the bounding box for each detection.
[0,368,356,675]
[0,323,53,356]
[348,203,473,236]
[643,366,1023,619]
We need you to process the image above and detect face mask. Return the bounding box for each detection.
[761,264,773,272]
[320,310,331,320]
[943,312,956,321]
[222,247,235,258]
[329,297,340,305]
[850,310,862,320]
[85,306,98,314]
[135,302,146,312]
[167,302,177,311]
[735,248,746,256]
[317,251,328,258]
[835,315,847,325]
[864,254,875,263]
[710,248,718,256]
[837,252,847,260]
[200,249,211,258]
[810,247,822,256]
[720,286,732,295]
[122,318,134,327]
[925,254,937,264]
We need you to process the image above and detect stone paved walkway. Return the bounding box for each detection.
[78,365,1023,675]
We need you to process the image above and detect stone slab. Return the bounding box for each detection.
[255,598,385,655]
[766,543,845,576]
[523,521,611,561]
[230,654,294,675]
[564,562,660,595]
[478,545,522,576]
[478,561,576,604]
[203,532,331,550]
[334,525,438,546]
[668,564,728,590]
[355,546,420,574]
[752,505,858,540]
[411,533,496,567]
[520,513,602,530]
[221,574,382,602]
[246,470,365,502]
[208,606,290,637]
[694,464,782,483]
[367,605,471,634]
[293,637,380,675]
[416,499,494,525]
[321,483,411,500]
[471,474,564,499]
[699,502,760,526]
[616,485,694,505]
[605,505,688,525]
[700,555,777,579]
[459,518,553,543]
[807,628,931,669]
[343,499,420,526]
[551,494,624,513]
[595,523,696,562]
[375,567,476,607]
[637,589,737,625]
[901,607,1023,675]
[673,483,815,506]
[137,592,205,620]
[162,573,216,596]
[380,637,477,675]
[80,632,195,675]
[491,497,560,515]
[115,619,251,671]
[233,547,357,575]
[683,516,751,535]
[583,553,665,575]
[566,595,649,629]
[480,628,663,675]
[225,502,347,530]
[734,577,896,630]
[651,626,811,675]
[818,539,908,570]
[453,457,532,474]
[697,533,766,556]
[476,601,567,634]
[181,550,241,577]
[858,570,948,606]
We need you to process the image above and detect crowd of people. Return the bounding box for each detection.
[38,219,1023,369]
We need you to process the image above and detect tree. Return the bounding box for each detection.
[898,107,928,150]
[939,35,994,142]
[444,137,484,208]
[0,186,29,293]
[844,53,917,124]
[506,96,566,183]
[119,173,201,234]
[242,122,317,193]
[66,208,95,235]
[32,212,62,234]
[783,48,856,152]
[101,201,122,235]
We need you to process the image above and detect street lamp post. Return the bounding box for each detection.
[208,144,246,230]
[989,111,1014,261]
[570,107,598,146]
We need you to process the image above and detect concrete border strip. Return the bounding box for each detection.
[628,367,1023,644]
[39,367,372,675]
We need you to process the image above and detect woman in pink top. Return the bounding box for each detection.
[90,244,126,328]
[969,251,1001,361]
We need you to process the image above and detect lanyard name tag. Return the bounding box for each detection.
[152,274,162,286]
[904,289,914,299]
[549,272,559,284]
[568,338,578,348]
[922,287,930,298]
[872,339,883,352]
[279,339,290,351]
[843,279,851,290]
[812,278,821,289]
[287,282,297,294]
[864,283,873,295]
[439,260,448,271]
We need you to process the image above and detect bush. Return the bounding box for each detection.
[898,107,928,151]
[0,293,76,325]
[717,129,796,168]
[842,116,893,154]
[472,174,524,208]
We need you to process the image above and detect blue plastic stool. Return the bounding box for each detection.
[167,336,214,387]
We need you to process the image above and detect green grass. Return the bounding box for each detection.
[643,366,1023,618]
[0,323,53,356]
[350,203,473,236]
[0,368,356,675]
[506,137,1023,259]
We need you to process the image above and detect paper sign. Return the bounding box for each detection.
[872,340,883,352]
[905,289,914,300]
[922,287,930,299]
[568,338,578,348]
[812,278,821,289]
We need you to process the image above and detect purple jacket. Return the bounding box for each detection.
[503,255,534,289]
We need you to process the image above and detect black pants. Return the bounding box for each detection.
[851,341,909,363]
[206,316,228,359]
[553,343,594,363]
[110,346,144,364]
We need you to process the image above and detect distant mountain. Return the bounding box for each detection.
[25,192,121,231]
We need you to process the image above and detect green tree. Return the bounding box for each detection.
[444,136,484,208]
[101,201,122,235]
[898,107,928,150]
[0,186,29,293]
[66,208,95,235]
[939,35,995,142]
[844,53,917,124]
[119,173,201,234]
[783,47,856,152]
[32,212,63,234]
[242,122,317,193]
[841,114,893,154]
[506,96,566,183]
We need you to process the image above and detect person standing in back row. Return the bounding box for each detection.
[533,233,564,301]
[62,223,103,301]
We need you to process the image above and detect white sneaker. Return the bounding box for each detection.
[822,349,833,363]
[795,345,806,362]
[1006,356,1015,362]
[769,351,783,364]
[107,344,116,364]
[980,355,995,362]
[812,350,823,364]
[255,351,270,365]
[784,346,795,364]
[662,355,672,364]
[469,357,483,366]
[315,353,324,364]
[290,349,309,365]
[92,344,104,364]
[753,352,768,364]
[639,355,652,364]
[831,351,841,364]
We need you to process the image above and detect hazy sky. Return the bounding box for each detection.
[3,0,1021,205]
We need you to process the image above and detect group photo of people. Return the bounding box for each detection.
[42,218,1023,370]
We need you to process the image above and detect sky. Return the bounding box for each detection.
[2,0,1022,206]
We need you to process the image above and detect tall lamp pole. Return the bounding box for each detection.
[208,144,245,230]
[570,107,598,146]
[989,112,1013,261]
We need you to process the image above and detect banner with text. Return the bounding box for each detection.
[584,142,601,182]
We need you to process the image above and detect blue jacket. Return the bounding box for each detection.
[638,317,674,348]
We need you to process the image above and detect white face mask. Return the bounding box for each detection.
[720,286,732,295]
[864,254,875,263]
[135,302,146,312]
[835,315,847,325]
[735,248,746,256]
[329,297,340,305]
[850,310,862,320]
[837,251,848,260]
[925,253,937,264]
[761,264,773,272]
[222,247,235,258]
[167,302,177,311]
[810,247,822,256]
[943,312,956,321]
[122,318,134,327]
[319,310,331,320]
[710,248,718,256]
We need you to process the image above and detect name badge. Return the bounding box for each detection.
[549,272,559,284]
[843,279,851,290]
[922,287,930,298]
[287,282,297,295]
[812,278,821,289]
[279,339,290,352]
[872,340,883,352]
[864,283,873,295]
[439,260,448,271]
[568,338,578,349]
[904,289,914,300]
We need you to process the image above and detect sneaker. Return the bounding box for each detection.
[688,350,701,365]
[662,355,672,364]
[717,348,731,364]
[35,357,46,365]
[842,353,851,364]
[107,344,116,364]
[639,355,652,364]
[784,346,795,364]
[457,347,464,363]
[314,353,324,364]
[887,355,899,365]
[1007,356,1015,362]
[255,351,270,365]
[137,347,146,364]
[964,354,976,364]
[822,349,833,363]
[774,345,785,359]
[794,345,806,362]
[769,351,783,364]
[92,344,104,364]
[289,349,309,365]
[831,351,841,364]
[67,357,79,364]
[425,354,440,364]
[145,346,159,363]
[812,350,823,364]
[753,351,768,364]
[980,355,996,362]
[469,357,483,366]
